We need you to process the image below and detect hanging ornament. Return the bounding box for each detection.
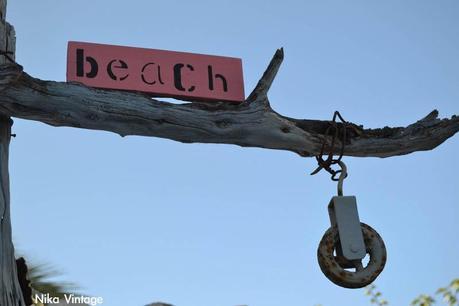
[312,112,387,288]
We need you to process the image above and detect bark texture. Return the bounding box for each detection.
[0,1,456,305]
[0,0,26,304]
[0,117,25,306]
[0,51,457,158]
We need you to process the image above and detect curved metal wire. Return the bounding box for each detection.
[310,111,347,181]
[336,161,347,196]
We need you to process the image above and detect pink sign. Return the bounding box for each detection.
[67,41,245,102]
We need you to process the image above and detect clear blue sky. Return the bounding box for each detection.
[7,1,459,305]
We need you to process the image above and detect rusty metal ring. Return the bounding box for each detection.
[317,223,387,288]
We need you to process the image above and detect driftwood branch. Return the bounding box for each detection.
[0,52,457,158]
[246,48,284,102]
[0,0,26,304]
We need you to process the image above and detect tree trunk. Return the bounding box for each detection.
[0,0,25,305]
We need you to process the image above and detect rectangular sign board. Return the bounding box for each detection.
[67,41,245,102]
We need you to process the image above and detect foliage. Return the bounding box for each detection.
[364,279,459,306]
[411,279,459,306]
[411,294,436,306]
[365,284,388,306]
[22,260,458,306]
[25,261,84,306]
[28,263,79,298]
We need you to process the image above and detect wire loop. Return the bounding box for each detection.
[310,111,348,181]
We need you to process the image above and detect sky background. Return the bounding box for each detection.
[5,1,459,306]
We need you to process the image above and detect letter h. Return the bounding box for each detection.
[208,65,228,92]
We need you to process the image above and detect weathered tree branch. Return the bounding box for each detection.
[0,51,457,158]
[0,0,27,304]
[246,48,284,102]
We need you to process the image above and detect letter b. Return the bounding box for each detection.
[76,49,98,78]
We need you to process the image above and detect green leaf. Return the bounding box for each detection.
[450,279,459,293]
[436,287,447,294]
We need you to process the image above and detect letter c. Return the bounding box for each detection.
[173,63,195,92]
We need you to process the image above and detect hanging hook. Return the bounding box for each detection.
[336,161,347,196]
[317,160,387,288]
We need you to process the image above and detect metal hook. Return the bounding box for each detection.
[317,160,387,288]
[336,161,347,196]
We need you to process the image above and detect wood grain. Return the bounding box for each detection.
[0,0,27,304]
[0,54,457,158]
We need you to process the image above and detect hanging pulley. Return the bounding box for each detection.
[316,161,387,288]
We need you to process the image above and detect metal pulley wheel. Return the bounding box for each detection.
[311,114,388,288]
[317,222,387,288]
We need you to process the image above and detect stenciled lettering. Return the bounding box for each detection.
[208,65,228,92]
[76,49,98,78]
[68,42,244,102]
[173,63,195,92]
[107,59,129,81]
[141,62,165,85]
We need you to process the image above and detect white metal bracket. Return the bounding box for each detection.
[328,195,366,261]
